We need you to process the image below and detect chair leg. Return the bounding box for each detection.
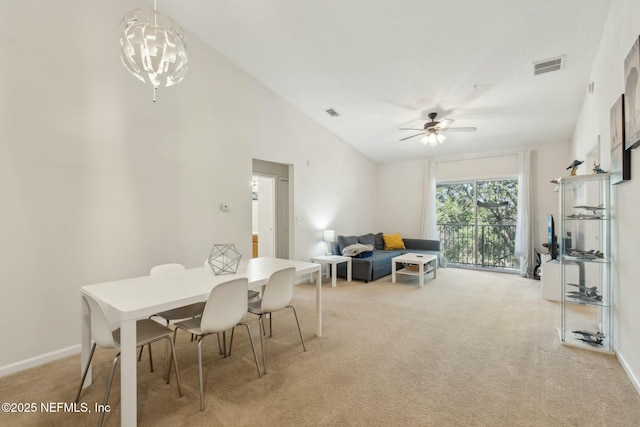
[164,321,170,379]
[166,336,183,397]
[258,314,267,375]
[99,353,120,427]
[167,328,179,383]
[228,327,236,356]
[148,342,154,372]
[238,322,262,378]
[197,337,205,411]
[222,331,227,358]
[75,343,97,403]
[259,315,267,337]
[137,345,144,362]
[269,313,273,337]
[216,332,223,355]
[287,305,306,352]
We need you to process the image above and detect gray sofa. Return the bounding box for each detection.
[330,232,441,283]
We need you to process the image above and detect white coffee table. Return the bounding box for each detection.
[392,253,437,288]
[311,255,352,287]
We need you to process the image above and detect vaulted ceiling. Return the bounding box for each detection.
[161,0,612,163]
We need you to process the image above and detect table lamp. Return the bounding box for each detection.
[323,229,335,255]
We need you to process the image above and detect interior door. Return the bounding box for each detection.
[276,177,289,258]
[256,175,275,258]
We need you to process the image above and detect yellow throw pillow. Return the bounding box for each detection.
[383,233,405,250]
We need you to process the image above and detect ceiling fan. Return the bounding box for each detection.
[399,112,476,146]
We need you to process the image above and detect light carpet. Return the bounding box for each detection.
[1,268,639,426]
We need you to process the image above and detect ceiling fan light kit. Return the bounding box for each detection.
[399,112,476,146]
[420,132,446,146]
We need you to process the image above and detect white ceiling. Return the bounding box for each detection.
[160,0,612,164]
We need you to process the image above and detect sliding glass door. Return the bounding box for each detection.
[436,179,519,270]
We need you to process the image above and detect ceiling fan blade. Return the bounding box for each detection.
[398,128,423,131]
[435,119,454,129]
[399,133,424,141]
[447,127,476,132]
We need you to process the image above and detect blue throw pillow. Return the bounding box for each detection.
[358,233,376,247]
[374,232,385,250]
[355,250,373,258]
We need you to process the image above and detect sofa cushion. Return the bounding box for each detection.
[383,233,406,250]
[329,242,341,255]
[374,232,385,250]
[403,238,441,252]
[357,233,376,247]
[365,250,400,266]
[338,235,358,254]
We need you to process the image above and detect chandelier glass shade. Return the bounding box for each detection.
[120,3,188,102]
[420,131,447,146]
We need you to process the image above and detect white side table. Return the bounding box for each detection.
[310,255,352,287]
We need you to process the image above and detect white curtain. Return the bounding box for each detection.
[514,150,534,277]
[421,160,438,240]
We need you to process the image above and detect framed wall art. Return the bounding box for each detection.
[624,36,640,150]
[610,94,630,184]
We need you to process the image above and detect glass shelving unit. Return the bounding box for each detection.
[558,173,613,353]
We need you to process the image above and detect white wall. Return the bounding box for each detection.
[0,1,378,372]
[531,142,574,251]
[571,0,640,393]
[377,159,425,237]
[378,144,571,250]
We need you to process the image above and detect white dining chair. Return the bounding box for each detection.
[247,267,306,375]
[172,277,261,411]
[149,263,206,325]
[139,263,206,364]
[75,294,183,427]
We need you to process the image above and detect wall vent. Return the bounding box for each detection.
[325,108,340,117]
[533,56,564,75]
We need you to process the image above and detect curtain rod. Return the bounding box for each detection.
[431,149,526,165]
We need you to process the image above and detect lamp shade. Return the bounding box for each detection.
[323,230,336,242]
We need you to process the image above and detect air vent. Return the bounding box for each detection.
[533,56,564,75]
[325,108,340,117]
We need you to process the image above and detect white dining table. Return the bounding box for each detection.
[79,257,322,427]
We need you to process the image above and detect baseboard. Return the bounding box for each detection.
[0,345,80,378]
[616,348,640,397]
[294,272,316,286]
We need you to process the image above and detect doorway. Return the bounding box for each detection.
[252,159,291,259]
[252,175,276,257]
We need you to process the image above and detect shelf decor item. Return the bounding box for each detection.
[208,244,242,275]
[624,36,640,150]
[610,94,631,184]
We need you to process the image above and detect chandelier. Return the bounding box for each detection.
[119,1,188,102]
